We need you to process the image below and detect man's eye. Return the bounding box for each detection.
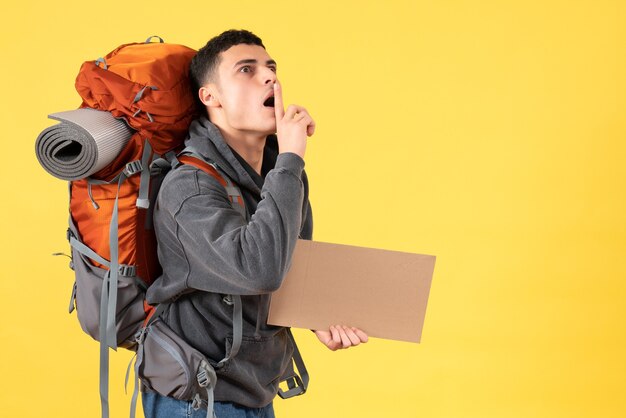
[240,66,252,73]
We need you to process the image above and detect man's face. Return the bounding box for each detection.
[208,43,278,135]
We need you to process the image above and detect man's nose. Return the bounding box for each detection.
[261,67,277,84]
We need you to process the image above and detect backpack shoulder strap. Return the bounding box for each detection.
[177,154,247,219]
[277,328,309,399]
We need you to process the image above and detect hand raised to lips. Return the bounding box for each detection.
[272,80,315,159]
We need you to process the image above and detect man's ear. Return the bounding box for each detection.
[198,84,221,108]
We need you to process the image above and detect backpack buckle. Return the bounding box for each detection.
[197,361,217,389]
[277,374,306,399]
[197,369,210,388]
[191,394,206,410]
[134,327,147,345]
[222,295,234,306]
[118,264,136,277]
[124,160,143,177]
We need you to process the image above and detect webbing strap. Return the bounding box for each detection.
[124,352,136,395]
[177,155,224,185]
[204,384,215,418]
[87,173,123,186]
[164,150,180,168]
[99,270,111,418]
[94,171,127,418]
[95,57,108,70]
[133,85,158,104]
[136,140,152,208]
[150,156,172,175]
[192,360,217,418]
[69,237,110,267]
[216,169,246,219]
[128,348,142,418]
[88,182,100,209]
[217,173,246,220]
[68,281,77,314]
[277,329,309,399]
[106,172,127,349]
[217,295,242,368]
[290,329,309,386]
[68,229,113,418]
[225,185,242,202]
[177,155,246,219]
[68,236,136,278]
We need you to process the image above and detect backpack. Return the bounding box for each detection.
[60,36,308,418]
[62,35,198,416]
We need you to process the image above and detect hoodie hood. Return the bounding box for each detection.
[185,116,279,197]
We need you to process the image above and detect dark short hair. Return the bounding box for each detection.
[190,29,265,100]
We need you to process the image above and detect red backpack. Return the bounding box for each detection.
[64,36,202,418]
[61,36,307,418]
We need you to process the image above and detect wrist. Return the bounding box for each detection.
[276,152,305,174]
[278,149,304,159]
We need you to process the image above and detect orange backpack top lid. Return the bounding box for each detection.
[74,36,198,179]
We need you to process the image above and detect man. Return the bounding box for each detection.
[143,29,368,418]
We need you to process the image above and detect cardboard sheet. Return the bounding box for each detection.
[267,239,436,343]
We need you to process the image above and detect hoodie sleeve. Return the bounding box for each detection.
[154,152,306,296]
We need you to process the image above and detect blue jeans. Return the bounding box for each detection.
[142,391,276,418]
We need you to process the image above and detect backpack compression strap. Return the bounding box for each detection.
[277,328,310,399]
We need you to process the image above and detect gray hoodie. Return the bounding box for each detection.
[146,116,313,407]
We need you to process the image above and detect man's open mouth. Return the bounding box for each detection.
[263,96,275,107]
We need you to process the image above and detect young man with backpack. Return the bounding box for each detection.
[142,29,368,418]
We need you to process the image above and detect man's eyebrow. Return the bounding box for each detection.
[233,59,277,68]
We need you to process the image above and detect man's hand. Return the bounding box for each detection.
[314,325,369,351]
[273,80,315,159]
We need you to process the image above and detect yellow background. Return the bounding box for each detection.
[1,1,624,417]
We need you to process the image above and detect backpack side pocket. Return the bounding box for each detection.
[68,218,146,348]
[137,318,216,405]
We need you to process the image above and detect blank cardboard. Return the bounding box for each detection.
[267,239,436,343]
